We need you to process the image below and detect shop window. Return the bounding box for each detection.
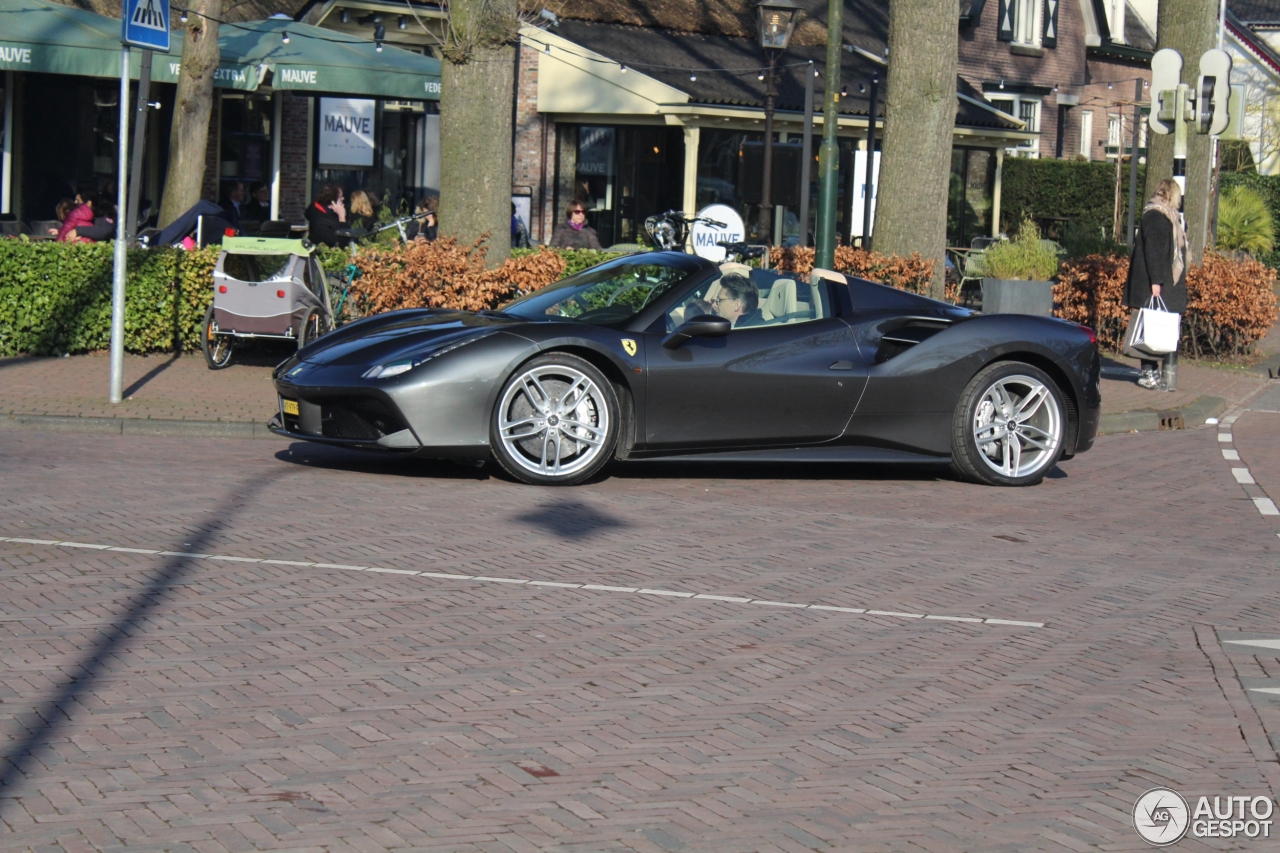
[557,124,684,248]
[219,94,272,199]
[947,147,996,248]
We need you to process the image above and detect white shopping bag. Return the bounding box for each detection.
[1125,296,1181,355]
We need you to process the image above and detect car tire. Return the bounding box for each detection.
[201,304,235,370]
[950,361,1067,487]
[490,354,619,486]
[298,307,331,350]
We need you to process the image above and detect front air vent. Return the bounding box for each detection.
[321,399,407,440]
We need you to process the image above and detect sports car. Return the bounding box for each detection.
[269,251,1100,487]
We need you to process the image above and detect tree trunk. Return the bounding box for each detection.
[1145,0,1219,263]
[157,0,222,229]
[872,0,958,300]
[439,44,515,267]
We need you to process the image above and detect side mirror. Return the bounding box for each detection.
[662,313,732,349]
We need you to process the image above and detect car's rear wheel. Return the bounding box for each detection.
[950,361,1066,487]
[202,304,235,370]
[490,354,619,486]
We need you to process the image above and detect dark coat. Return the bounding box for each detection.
[305,203,349,248]
[550,222,602,250]
[1124,208,1187,313]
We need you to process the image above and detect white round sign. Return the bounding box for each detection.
[1132,788,1189,846]
[689,204,746,262]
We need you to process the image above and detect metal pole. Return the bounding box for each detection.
[126,49,152,245]
[799,61,814,247]
[2,71,12,215]
[110,46,130,404]
[861,74,878,251]
[271,92,283,219]
[759,51,778,245]
[1126,77,1142,244]
[815,0,842,269]
[1173,82,1189,203]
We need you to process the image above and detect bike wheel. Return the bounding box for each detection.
[201,304,235,370]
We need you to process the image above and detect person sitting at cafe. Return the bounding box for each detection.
[57,190,98,243]
[305,183,349,247]
[220,181,246,230]
[246,182,272,222]
[348,189,377,233]
[549,200,601,250]
[406,196,438,242]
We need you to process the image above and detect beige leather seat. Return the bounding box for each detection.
[760,278,798,323]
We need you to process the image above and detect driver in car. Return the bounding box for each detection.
[712,274,765,328]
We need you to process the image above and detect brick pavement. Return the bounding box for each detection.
[0,353,280,422]
[2,425,1280,851]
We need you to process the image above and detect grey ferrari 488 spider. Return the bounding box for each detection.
[269,251,1100,486]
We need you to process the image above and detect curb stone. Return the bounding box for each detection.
[0,414,282,440]
[1096,395,1226,435]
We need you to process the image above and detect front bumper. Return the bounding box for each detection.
[272,380,422,452]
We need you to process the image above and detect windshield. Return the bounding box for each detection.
[500,256,701,329]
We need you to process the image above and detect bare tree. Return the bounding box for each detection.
[1145,0,1219,263]
[871,0,958,299]
[157,0,223,228]
[439,0,520,267]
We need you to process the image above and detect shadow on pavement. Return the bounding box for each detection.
[121,353,179,398]
[608,459,955,483]
[273,443,490,480]
[513,500,630,538]
[0,473,277,805]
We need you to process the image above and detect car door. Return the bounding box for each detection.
[640,272,867,451]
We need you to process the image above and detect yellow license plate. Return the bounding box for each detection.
[282,398,299,416]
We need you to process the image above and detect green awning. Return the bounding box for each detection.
[0,0,149,78]
[153,17,442,100]
[0,0,441,100]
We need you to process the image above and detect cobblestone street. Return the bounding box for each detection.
[1,416,1279,851]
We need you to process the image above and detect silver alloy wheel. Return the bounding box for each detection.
[972,374,1061,479]
[497,364,610,478]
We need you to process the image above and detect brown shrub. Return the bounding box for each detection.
[772,246,953,301]
[1054,252,1277,357]
[351,238,566,314]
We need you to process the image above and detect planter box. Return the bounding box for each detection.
[981,278,1054,316]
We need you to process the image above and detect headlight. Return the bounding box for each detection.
[361,332,492,380]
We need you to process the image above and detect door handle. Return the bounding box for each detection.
[829,360,854,370]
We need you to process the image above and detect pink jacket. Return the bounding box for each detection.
[57,204,96,242]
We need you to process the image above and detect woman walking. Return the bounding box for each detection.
[549,200,602,250]
[1124,178,1187,390]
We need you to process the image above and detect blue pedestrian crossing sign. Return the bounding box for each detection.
[122,0,171,52]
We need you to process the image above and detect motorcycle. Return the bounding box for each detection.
[643,209,769,266]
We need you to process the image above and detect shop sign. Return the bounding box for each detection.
[0,46,33,65]
[690,204,746,263]
[577,127,614,176]
[849,150,880,238]
[318,97,376,168]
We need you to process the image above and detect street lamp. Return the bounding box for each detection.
[756,0,799,246]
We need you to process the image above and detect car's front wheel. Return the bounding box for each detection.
[950,361,1066,486]
[490,354,619,486]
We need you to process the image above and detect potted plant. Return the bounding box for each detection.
[979,219,1063,315]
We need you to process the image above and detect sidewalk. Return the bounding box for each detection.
[1,342,1274,438]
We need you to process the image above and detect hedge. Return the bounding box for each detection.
[999,157,1141,248]
[0,239,613,357]
[1054,252,1278,358]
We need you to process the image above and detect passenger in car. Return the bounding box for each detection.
[713,274,765,328]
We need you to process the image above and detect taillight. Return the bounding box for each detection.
[277,289,286,298]
[1076,324,1097,345]
[218,285,227,293]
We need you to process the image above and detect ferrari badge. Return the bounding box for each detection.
[621,339,637,357]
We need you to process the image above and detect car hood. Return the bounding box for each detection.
[279,309,527,372]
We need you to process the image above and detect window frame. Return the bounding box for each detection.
[987,95,1042,158]
[1012,0,1044,46]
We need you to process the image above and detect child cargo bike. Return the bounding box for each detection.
[202,237,336,369]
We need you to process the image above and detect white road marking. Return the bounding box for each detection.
[1254,498,1280,516]
[1233,468,1256,484]
[1222,449,1240,460]
[1225,638,1280,650]
[1249,687,1280,695]
[0,536,1044,629]
[1218,433,1233,442]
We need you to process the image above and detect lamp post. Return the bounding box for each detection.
[756,0,798,246]
[815,0,842,269]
